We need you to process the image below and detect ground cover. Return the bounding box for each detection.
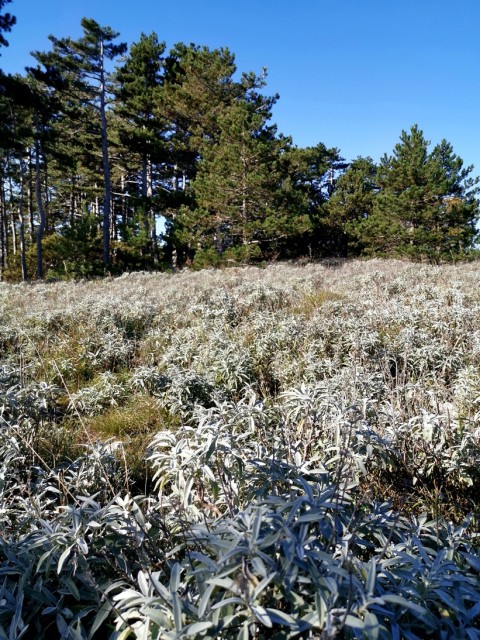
[0,258,479,638]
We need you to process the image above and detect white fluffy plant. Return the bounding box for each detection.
[1,260,480,638]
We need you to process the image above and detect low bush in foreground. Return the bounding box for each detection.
[0,259,479,638]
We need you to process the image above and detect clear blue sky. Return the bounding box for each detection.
[2,0,479,174]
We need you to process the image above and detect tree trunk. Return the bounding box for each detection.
[170,164,180,271]
[241,150,248,246]
[93,185,99,218]
[99,37,112,268]
[35,123,47,280]
[27,148,35,243]
[120,172,127,235]
[8,166,16,256]
[43,154,50,234]
[0,167,6,277]
[141,150,158,264]
[17,152,28,281]
[70,171,76,228]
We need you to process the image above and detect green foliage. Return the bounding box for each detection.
[3,19,479,274]
[326,156,378,256]
[188,100,282,253]
[349,126,479,261]
[279,143,348,257]
[113,31,167,265]
[32,18,127,267]
[2,19,480,636]
[0,0,15,50]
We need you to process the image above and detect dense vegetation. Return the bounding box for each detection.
[1,259,480,638]
[0,5,479,638]
[0,9,478,279]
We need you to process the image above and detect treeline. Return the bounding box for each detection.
[0,14,479,280]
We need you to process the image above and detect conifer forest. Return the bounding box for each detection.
[0,9,479,279]
[0,3,480,639]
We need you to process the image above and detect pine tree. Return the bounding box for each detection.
[113,32,167,265]
[354,125,479,260]
[23,71,60,279]
[33,18,127,268]
[186,98,282,263]
[0,0,15,51]
[278,143,347,257]
[427,140,479,258]
[160,44,262,266]
[326,156,378,256]
[161,44,239,150]
[0,73,34,280]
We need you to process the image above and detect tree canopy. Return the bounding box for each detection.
[0,0,15,51]
[0,14,478,280]
[338,127,479,261]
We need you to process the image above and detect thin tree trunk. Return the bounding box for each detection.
[0,167,6,277]
[241,151,247,246]
[140,151,152,261]
[93,185,99,218]
[70,172,76,228]
[111,198,117,241]
[147,157,160,265]
[10,218,16,255]
[171,164,179,271]
[99,37,112,268]
[43,154,50,234]
[27,148,35,243]
[17,152,28,281]
[35,123,47,280]
[8,167,16,256]
[143,154,151,234]
[120,172,127,236]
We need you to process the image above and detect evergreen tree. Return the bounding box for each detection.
[355,125,479,260]
[23,71,61,279]
[278,143,347,257]
[0,0,15,51]
[185,98,285,264]
[160,44,269,266]
[326,156,378,255]
[33,18,127,268]
[113,32,167,265]
[0,73,33,280]
[427,140,479,258]
[161,43,239,150]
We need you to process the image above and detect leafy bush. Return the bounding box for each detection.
[0,258,480,637]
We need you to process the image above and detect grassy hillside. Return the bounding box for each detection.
[0,259,479,638]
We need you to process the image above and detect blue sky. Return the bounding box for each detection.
[2,0,479,174]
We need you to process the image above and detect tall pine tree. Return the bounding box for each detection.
[34,18,126,268]
[326,156,378,256]
[0,0,15,51]
[113,32,167,265]
[354,125,479,260]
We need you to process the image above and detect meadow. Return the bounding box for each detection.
[0,258,479,639]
